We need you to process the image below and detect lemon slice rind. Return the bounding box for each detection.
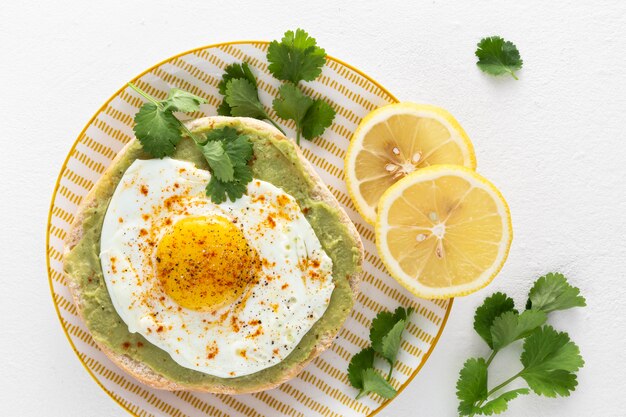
[345,103,476,224]
[375,165,512,299]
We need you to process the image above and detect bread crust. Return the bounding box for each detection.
[63,116,363,394]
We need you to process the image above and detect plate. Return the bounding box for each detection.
[46,41,452,417]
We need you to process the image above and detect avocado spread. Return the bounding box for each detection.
[64,119,361,390]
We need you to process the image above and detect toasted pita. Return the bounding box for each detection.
[63,116,363,394]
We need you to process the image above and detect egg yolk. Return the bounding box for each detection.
[156,216,259,312]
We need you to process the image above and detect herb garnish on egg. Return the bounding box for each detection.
[129,83,254,203]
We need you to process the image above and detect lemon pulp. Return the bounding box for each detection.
[376,165,512,299]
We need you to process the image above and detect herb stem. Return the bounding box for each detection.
[486,371,522,398]
[128,83,161,107]
[267,118,286,135]
[296,130,301,145]
[386,363,394,381]
[355,390,367,400]
[178,120,203,145]
[128,82,205,145]
[471,370,523,414]
[485,350,498,367]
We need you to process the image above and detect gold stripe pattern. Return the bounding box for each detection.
[46,41,452,417]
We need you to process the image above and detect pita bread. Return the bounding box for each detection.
[63,116,363,393]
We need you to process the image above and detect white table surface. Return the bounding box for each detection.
[2,1,625,416]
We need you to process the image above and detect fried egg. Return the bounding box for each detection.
[99,158,334,377]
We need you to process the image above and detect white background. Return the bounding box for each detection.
[1,1,625,416]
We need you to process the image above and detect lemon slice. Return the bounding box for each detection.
[345,103,476,224]
[375,165,512,299]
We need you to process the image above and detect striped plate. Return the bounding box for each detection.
[46,41,452,417]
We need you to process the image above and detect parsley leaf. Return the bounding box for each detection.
[301,99,336,140]
[473,292,515,349]
[475,36,523,80]
[163,88,206,112]
[361,369,397,399]
[217,63,257,116]
[370,306,412,354]
[457,358,488,415]
[478,389,530,415]
[133,102,181,158]
[526,272,586,313]
[224,78,269,120]
[520,326,584,397]
[347,347,375,390]
[491,310,547,351]
[267,28,326,84]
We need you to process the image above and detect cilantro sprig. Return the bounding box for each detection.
[348,307,413,399]
[457,273,586,415]
[216,62,286,135]
[475,36,523,80]
[218,29,336,145]
[129,83,254,203]
[267,28,327,84]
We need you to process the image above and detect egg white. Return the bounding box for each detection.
[99,158,334,377]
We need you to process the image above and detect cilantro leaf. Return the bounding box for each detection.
[223,133,254,166]
[201,127,254,203]
[267,28,326,84]
[457,358,488,415]
[218,62,257,95]
[526,272,586,313]
[347,347,375,390]
[473,292,516,349]
[129,84,256,203]
[273,84,313,127]
[203,125,240,144]
[199,141,234,182]
[224,78,269,119]
[491,310,547,351]
[273,84,336,144]
[457,360,530,415]
[381,319,407,366]
[216,100,232,117]
[205,163,252,204]
[217,63,257,116]
[361,368,397,399]
[478,389,530,415]
[350,307,412,400]
[520,326,584,397]
[163,88,206,113]
[133,102,181,158]
[203,127,253,168]
[475,36,523,80]
[301,99,336,140]
[370,306,412,354]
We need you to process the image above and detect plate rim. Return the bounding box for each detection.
[45,39,453,417]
